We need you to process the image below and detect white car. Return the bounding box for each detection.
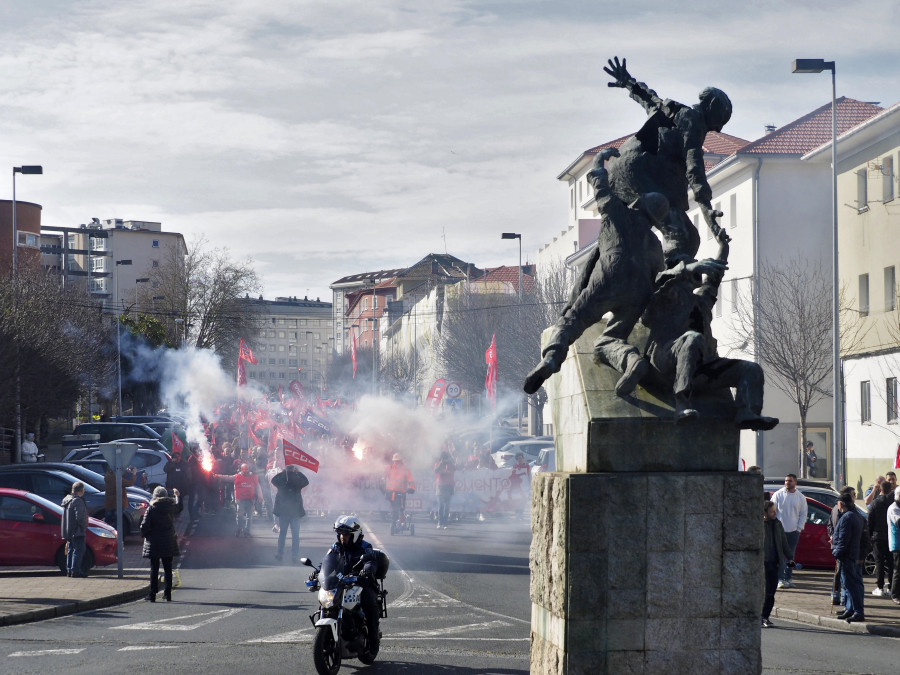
[492,439,554,469]
[531,448,556,474]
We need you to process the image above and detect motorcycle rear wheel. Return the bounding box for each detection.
[313,627,341,675]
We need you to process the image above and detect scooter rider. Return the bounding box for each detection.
[319,515,381,655]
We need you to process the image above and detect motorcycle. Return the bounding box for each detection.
[301,550,389,675]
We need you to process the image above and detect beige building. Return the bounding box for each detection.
[40,218,186,314]
[807,102,900,492]
[242,296,333,395]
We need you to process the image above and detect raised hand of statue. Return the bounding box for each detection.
[699,202,730,243]
[604,56,632,88]
[685,258,728,278]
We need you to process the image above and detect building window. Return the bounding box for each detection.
[278,331,285,338]
[279,372,286,379]
[857,169,868,212]
[151,260,159,268]
[278,358,285,365]
[888,377,898,424]
[289,359,297,366]
[860,380,871,423]
[364,298,369,310]
[249,372,257,379]
[373,297,378,310]
[152,240,160,248]
[859,274,869,316]
[883,156,894,202]
[729,193,737,229]
[730,279,738,312]
[277,345,285,352]
[268,358,275,365]
[885,266,896,312]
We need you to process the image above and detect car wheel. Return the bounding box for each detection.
[864,551,876,576]
[81,548,95,575]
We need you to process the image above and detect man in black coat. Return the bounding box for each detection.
[833,493,867,622]
[867,480,894,597]
[271,465,309,563]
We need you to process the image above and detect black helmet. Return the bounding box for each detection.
[334,515,363,543]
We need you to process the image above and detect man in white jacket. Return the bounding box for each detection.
[772,474,807,588]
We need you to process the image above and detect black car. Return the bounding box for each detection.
[0,467,106,518]
[72,422,161,443]
[63,437,169,462]
[0,464,149,535]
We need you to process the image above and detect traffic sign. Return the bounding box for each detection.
[99,442,138,469]
[446,382,462,398]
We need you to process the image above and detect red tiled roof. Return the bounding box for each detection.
[474,265,536,294]
[739,97,883,155]
[582,131,748,158]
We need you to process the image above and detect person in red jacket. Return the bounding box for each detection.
[214,463,259,537]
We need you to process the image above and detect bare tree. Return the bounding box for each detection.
[379,348,425,399]
[144,235,262,363]
[731,258,867,475]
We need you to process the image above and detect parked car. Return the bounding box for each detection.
[763,479,842,508]
[492,439,554,469]
[15,462,150,535]
[144,421,186,438]
[531,448,556,474]
[70,448,171,490]
[72,422,161,443]
[785,496,874,574]
[0,467,107,517]
[0,488,118,574]
[111,415,178,424]
[63,437,169,463]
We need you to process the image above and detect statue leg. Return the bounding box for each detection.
[696,359,778,431]
[594,304,647,397]
[669,332,705,423]
[524,278,613,395]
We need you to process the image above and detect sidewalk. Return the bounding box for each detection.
[0,515,194,627]
[771,568,900,637]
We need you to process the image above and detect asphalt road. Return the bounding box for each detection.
[1,508,898,674]
[0,509,532,674]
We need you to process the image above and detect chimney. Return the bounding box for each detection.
[764,124,777,135]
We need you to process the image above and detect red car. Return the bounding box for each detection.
[0,488,118,574]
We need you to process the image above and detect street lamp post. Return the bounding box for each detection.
[502,232,523,431]
[11,165,42,463]
[792,58,840,489]
[114,259,132,416]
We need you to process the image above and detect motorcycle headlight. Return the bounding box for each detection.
[318,588,336,608]
[87,526,117,539]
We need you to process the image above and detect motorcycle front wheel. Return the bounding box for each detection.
[313,627,341,675]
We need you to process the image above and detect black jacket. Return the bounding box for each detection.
[832,509,865,562]
[141,496,183,559]
[164,460,193,492]
[867,493,891,539]
[271,469,309,519]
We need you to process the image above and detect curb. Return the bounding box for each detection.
[0,584,150,627]
[772,606,900,638]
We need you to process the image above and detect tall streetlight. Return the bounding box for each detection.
[114,259,132,416]
[12,165,42,463]
[792,58,840,489]
[501,232,523,302]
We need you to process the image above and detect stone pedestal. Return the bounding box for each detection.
[530,324,763,674]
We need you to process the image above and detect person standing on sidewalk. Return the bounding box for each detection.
[271,464,309,563]
[828,486,856,606]
[889,486,900,606]
[140,486,182,602]
[832,492,866,622]
[867,480,894,597]
[762,500,791,627]
[433,450,456,529]
[61,482,88,577]
[772,474,807,589]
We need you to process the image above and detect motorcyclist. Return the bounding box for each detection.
[319,515,381,656]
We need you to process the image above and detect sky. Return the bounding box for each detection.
[2,0,900,303]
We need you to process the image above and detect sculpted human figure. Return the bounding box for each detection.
[524,147,668,396]
[604,56,732,261]
[640,238,778,430]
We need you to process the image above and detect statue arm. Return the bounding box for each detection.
[679,109,725,239]
[604,56,665,116]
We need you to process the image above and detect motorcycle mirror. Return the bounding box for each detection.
[299,558,313,567]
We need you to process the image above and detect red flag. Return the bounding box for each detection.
[485,333,498,411]
[351,331,358,378]
[282,438,320,473]
[248,425,262,447]
[289,379,304,399]
[171,431,185,457]
[239,338,258,365]
[895,444,900,469]
[277,385,284,402]
[237,359,247,386]
[425,378,447,414]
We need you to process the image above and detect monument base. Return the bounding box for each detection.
[530,471,763,674]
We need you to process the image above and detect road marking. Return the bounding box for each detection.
[9,649,86,657]
[393,619,512,638]
[112,608,244,631]
[118,645,180,651]
[246,628,312,643]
